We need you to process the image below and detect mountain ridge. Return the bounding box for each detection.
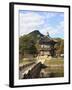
[19,30,64,60]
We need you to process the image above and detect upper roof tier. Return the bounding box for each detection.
[39,36,57,45]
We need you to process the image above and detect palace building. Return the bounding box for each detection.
[39,33,57,57]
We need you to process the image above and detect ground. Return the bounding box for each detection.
[19,56,64,79]
[41,57,64,78]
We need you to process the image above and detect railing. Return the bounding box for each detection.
[23,62,47,79]
[19,62,35,71]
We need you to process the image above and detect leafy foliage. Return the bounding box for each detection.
[54,38,64,56]
[19,30,64,59]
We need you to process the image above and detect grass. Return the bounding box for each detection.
[19,56,64,78]
[44,58,64,65]
[43,57,64,77]
[19,58,36,66]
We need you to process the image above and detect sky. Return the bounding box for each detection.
[19,10,64,38]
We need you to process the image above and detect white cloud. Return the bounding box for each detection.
[56,21,64,34]
[46,13,57,19]
[40,20,64,38]
[19,11,64,38]
[19,12,45,36]
[40,26,58,36]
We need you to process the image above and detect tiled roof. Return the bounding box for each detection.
[39,37,57,45]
